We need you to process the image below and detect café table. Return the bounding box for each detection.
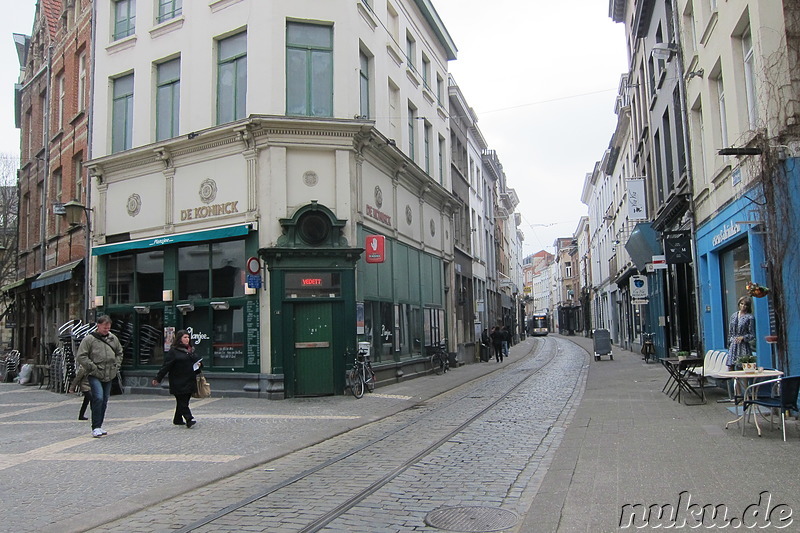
[717,369,783,429]
[661,357,706,404]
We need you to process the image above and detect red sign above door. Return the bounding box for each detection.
[365,235,386,263]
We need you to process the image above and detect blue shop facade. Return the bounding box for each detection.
[695,193,773,369]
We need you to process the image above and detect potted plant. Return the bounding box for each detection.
[736,354,757,372]
[745,281,770,298]
[676,350,690,361]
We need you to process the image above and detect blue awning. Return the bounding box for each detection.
[91,223,252,256]
[31,259,84,289]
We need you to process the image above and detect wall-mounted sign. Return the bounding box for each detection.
[365,235,386,263]
[630,275,648,299]
[626,178,647,220]
[652,255,668,269]
[246,256,260,275]
[711,221,741,247]
[180,201,239,221]
[284,272,341,298]
[664,231,692,263]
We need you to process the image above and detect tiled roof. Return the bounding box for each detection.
[41,0,61,39]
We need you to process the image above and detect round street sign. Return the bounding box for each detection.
[246,256,260,275]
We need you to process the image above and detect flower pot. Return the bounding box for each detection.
[742,362,757,372]
[751,289,767,298]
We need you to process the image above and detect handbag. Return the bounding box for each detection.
[110,371,124,395]
[193,373,211,399]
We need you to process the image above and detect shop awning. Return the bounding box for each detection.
[0,279,26,293]
[30,259,84,289]
[91,223,253,256]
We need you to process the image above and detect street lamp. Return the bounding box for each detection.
[57,200,92,321]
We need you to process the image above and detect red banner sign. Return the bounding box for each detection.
[365,235,386,263]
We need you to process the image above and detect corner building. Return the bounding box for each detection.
[87,0,458,397]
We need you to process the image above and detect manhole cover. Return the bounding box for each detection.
[425,506,518,532]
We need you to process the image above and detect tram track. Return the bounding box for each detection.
[94,335,586,533]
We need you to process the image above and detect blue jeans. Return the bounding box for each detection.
[87,376,112,430]
[502,341,509,357]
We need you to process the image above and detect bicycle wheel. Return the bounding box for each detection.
[347,367,361,398]
[366,364,376,392]
[432,353,445,375]
[352,367,366,398]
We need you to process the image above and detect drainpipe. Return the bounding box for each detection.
[671,0,704,352]
[39,43,52,362]
[84,0,97,323]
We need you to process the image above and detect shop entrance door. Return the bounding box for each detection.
[293,302,334,396]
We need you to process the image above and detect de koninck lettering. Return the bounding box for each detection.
[180,201,239,221]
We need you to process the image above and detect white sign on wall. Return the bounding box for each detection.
[627,178,647,220]
[630,275,648,299]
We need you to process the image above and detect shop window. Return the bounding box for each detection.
[720,238,751,339]
[423,307,445,346]
[109,310,165,366]
[212,306,245,368]
[137,250,164,302]
[179,240,245,300]
[182,306,245,369]
[108,254,134,304]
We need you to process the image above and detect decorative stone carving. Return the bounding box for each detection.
[303,171,318,187]
[405,205,413,225]
[126,193,142,217]
[374,186,383,209]
[430,219,436,237]
[199,178,218,204]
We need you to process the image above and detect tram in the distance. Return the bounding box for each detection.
[526,313,550,336]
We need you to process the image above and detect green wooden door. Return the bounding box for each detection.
[293,302,334,396]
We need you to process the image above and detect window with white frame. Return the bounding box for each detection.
[359,50,370,118]
[74,155,84,203]
[157,0,182,24]
[156,58,180,141]
[112,73,134,153]
[436,74,443,105]
[438,135,445,184]
[716,74,728,150]
[286,22,332,117]
[56,74,65,130]
[742,27,757,129]
[421,54,430,89]
[77,53,86,111]
[405,32,416,73]
[423,122,431,174]
[407,104,416,161]
[113,0,136,41]
[217,32,247,124]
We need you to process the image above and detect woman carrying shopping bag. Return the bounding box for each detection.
[152,330,203,428]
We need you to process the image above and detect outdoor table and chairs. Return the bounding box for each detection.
[717,369,784,432]
[661,356,705,405]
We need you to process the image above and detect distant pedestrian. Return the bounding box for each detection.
[152,330,202,428]
[480,329,492,362]
[491,326,504,363]
[75,315,124,438]
[501,325,511,358]
[68,366,91,421]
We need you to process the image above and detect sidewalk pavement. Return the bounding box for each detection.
[524,334,800,532]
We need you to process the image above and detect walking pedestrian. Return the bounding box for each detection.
[726,296,755,369]
[68,366,91,421]
[480,329,492,362]
[491,326,504,363]
[75,315,124,438]
[152,330,203,428]
[501,325,511,358]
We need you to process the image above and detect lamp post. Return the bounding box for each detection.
[59,200,92,322]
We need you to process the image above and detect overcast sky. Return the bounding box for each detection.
[1,1,627,253]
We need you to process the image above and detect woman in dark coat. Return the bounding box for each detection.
[490,326,504,363]
[152,330,202,428]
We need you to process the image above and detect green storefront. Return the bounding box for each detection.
[92,223,261,392]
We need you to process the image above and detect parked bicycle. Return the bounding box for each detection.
[641,332,656,363]
[426,339,449,375]
[347,346,375,399]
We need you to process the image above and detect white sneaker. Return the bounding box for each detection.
[99,428,108,435]
[92,428,103,438]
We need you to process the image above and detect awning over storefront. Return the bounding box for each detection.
[91,223,253,256]
[30,259,84,289]
[625,222,662,271]
[0,279,26,293]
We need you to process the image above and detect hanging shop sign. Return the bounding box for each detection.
[630,275,648,299]
[365,235,386,263]
[626,178,647,220]
[664,231,692,263]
